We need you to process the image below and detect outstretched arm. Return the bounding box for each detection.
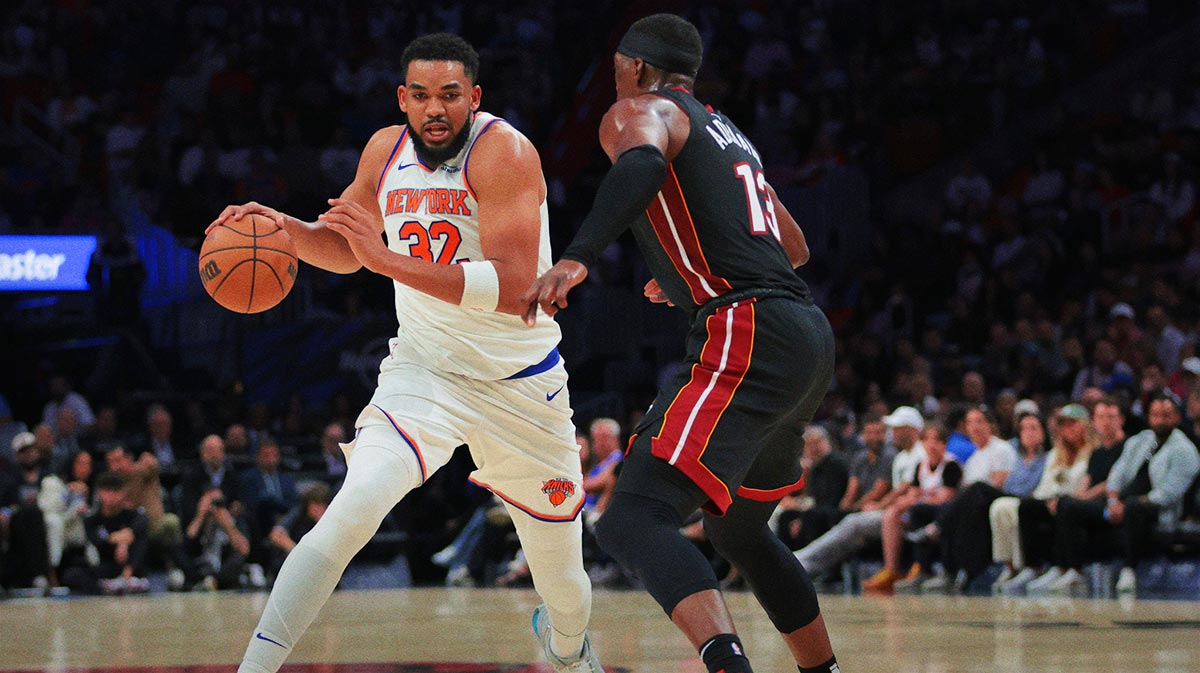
[520,97,675,324]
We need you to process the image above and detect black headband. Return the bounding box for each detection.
[617,27,701,77]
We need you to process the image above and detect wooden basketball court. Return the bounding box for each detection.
[2,588,1197,672]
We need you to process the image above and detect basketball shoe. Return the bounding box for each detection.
[532,604,604,673]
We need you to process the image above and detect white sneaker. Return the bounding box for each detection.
[247,563,267,588]
[431,545,458,568]
[1044,568,1089,597]
[1025,567,1064,594]
[1115,567,1137,595]
[532,604,604,673]
[999,567,1038,596]
[167,568,187,591]
[445,565,474,587]
[919,570,951,594]
[991,567,1015,594]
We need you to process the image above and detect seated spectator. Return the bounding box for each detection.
[903,406,1017,592]
[64,471,150,595]
[180,434,243,526]
[868,423,962,592]
[37,450,94,588]
[41,375,96,435]
[839,415,897,513]
[241,436,297,561]
[791,409,921,580]
[774,425,850,551]
[267,482,331,580]
[105,444,195,590]
[317,422,348,487]
[0,394,27,468]
[993,405,1095,594]
[1,431,51,591]
[130,403,186,477]
[185,486,252,590]
[1029,393,1200,596]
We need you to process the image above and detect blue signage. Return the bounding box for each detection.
[0,235,98,291]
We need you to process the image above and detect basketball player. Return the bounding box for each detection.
[521,14,840,673]
[208,34,602,673]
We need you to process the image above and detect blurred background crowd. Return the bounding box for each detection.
[2,0,1200,598]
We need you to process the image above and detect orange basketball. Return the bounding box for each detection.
[198,214,298,314]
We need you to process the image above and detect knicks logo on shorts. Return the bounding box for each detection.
[541,478,576,507]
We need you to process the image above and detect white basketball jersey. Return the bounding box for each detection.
[375,113,560,380]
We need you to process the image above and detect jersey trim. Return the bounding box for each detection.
[737,475,806,503]
[645,165,734,303]
[463,115,504,201]
[468,476,585,522]
[651,300,756,515]
[376,127,409,198]
[502,347,561,380]
[371,403,427,484]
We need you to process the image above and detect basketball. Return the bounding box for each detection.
[198,214,298,314]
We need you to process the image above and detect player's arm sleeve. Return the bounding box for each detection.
[560,145,666,267]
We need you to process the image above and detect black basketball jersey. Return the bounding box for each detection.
[629,86,810,315]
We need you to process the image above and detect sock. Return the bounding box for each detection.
[237,545,344,673]
[798,656,840,673]
[700,633,752,673]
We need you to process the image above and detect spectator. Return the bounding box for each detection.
[0,394,27,470]
[185,485,252,591]
[839,415,897,513]
[993,405,1095,594]
[581,418,623,521]
[318,422,348,487]
[37,450,94,589]
[66,472,150,595]
[1144,305,1187,374]
[40,376,95,434]
[1168,356,1200,402]
[792,410,921,581]
[104,445,194,591]
[180,434,243,526]
[774,425,850,551]
[267,482,332,580]
[1032,394,1200,595]
[871,423,962,592]
[906,406,1016,592]
[1071,339,1135,401]
[0,431,51,591]
[241,436,297,569]
[132,404,184,474]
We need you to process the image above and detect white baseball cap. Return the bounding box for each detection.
[1013,399,1040,417]
[883,406,925,430]
[1181,356,1200,376]
[1109,303,1135,320]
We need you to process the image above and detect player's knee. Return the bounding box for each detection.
[595,492,680,565]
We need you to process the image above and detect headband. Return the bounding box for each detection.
[617,27,701,77]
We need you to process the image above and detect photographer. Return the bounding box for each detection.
[185,485,251,590]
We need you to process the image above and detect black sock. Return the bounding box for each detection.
[700,633,752,673]
[798,655,840,673]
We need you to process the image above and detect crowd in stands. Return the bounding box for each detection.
[4,1,1200,599]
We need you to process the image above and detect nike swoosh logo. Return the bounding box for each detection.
[546,384,565,402]
[256,632,287,649]
[396,163,417,170]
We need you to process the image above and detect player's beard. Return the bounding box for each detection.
[410,118,473,166]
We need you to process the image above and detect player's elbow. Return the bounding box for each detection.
[791,243,810,268]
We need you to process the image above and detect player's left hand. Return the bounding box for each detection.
[321,198,388,273]
[644,278,674,306]
[519,259,588,327]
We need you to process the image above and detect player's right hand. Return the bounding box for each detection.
[207,201,287,235]
[519,259,588,327]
